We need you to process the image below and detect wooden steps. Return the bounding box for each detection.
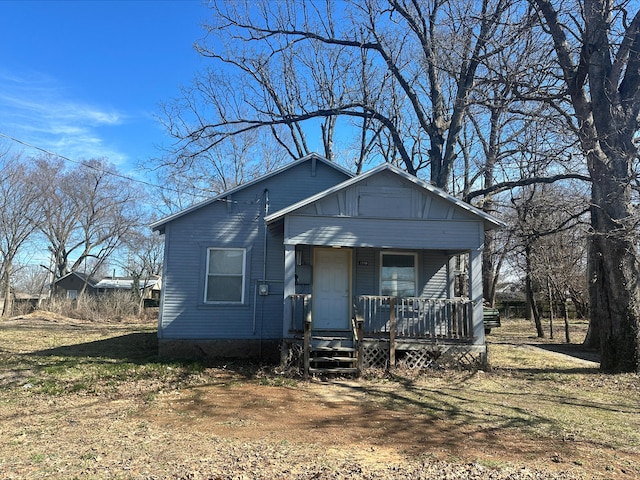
[307,335,358,376]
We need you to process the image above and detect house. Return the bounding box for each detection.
[151,153,503,373]
[54,271,98,298]
[55,272,161,301]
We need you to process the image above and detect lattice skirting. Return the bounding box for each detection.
[361,341,486,370]
[362,343,390,369]
[280,339,487,374]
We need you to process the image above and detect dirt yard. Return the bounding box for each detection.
[0,313,638,479]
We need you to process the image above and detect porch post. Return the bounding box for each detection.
[447,256,457,298]
[282,243,296,340]
[469,247,485,345]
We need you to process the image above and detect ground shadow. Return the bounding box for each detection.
[29,333,265,379]
[532,343,600,364]
[31,332,159,363]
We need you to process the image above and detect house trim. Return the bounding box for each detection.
[266,162,505,230]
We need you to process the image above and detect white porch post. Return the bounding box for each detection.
[282,242,296,340]
[469,247,485,345]
[447,256,457,297]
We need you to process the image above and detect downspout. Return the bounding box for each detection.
[259,189,269,360]
[263,189,269,280]
[253,190,270,356]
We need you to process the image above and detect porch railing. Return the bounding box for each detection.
[289,294,312,333]
[355,295,473,340]
[289,294,473,341]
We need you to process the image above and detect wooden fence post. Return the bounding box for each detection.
[389,297,396,368]
[356,316,364,375]
[303,302,312,380]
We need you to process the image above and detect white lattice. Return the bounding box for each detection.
[362,344,389,369]
[397,349,439,369]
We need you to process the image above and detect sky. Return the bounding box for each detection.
[0,0,212,174]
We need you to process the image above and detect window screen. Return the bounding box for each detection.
[381,253,416,297]
[205,248,246,303]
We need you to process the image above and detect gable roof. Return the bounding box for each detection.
[54,271,98,287]
[265,162,505,229]
[150,153,353,233]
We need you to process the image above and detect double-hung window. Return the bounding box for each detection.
[380,252,417,297]
[205,248,246,303]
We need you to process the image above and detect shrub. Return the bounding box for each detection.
[40,291,152,322]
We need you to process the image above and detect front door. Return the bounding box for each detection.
[313,248,351,330]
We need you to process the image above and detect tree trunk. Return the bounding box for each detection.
[547,275,554,340]
[482,231,496,304]
[588,168,640,372]
[562,298,571,344]
[533,0,640,373]
[1,263,11,317]
[525,247,544,337]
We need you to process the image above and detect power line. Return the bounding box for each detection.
[0,131,207,198]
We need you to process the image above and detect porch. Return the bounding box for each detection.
[287,294,486,377]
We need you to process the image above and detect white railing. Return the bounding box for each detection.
[289,294,312,332]
[355,296,473,340]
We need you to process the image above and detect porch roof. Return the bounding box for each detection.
[265,163,505,230]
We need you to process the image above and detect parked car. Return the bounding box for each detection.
[483,303,501,334]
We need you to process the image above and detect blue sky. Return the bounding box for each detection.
[0,0,211,173]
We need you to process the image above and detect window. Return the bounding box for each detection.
[205,248,246,303]
[381,253,417,297]
[67,290,78,300]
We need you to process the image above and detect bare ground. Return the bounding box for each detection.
[0,314,638,479]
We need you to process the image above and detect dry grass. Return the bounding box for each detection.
[0,313,638,479]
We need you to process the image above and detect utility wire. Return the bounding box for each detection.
[0,131,208,198]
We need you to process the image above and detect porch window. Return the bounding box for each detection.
[381,253,417,297]
[205,248,246,303]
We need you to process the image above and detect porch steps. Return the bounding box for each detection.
[308,335,358,376]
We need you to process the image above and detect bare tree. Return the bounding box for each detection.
[161,0,525,190]
[10,264,50,297]
[154,129,289,214]
[33,157,143,295]
[509,182,592,338]
[0,155,42,315]
[120,228,164,313]
[531,0,640,372]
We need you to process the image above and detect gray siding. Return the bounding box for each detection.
[159,159,350,340]
[420,252,449,298]
[282,171,483,250]
[352,248,449,299]
[295,169,480,222]
[285,216,482,250]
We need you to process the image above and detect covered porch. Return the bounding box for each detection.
[285,246,485,376]
[264,163,503,375]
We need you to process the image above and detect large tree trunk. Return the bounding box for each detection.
[587,161,640,372]
[534,0,640,372]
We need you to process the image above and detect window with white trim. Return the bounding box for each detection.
[205,248,246,303]
[380,253,417,297]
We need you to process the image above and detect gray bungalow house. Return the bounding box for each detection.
[151,154,503,374]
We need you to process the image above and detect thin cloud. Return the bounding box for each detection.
[0,70,129,164]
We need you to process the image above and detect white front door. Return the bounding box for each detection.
[313,248,351,330]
